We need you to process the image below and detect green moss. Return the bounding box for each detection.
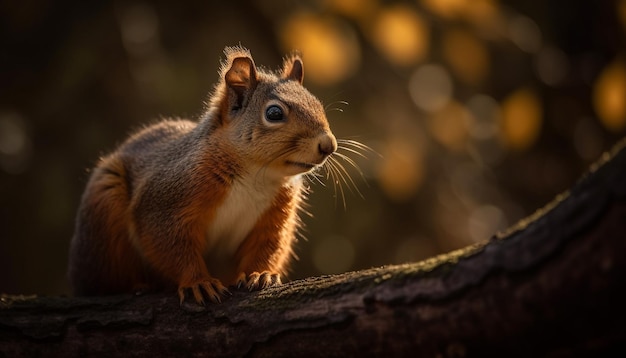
[236,240,487,311]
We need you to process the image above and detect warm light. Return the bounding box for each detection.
[593,58,626,132]
[420,0,467,19]
[464,0,503,32]
[408,64,453,112]
[428,101,472,152]
[442,29,489,85]
[281,12,360,86]
[422,0,504,38]
[324,0,378,23]
[370,5,429,66]
[377,137,426,201]
[499,88,543,150]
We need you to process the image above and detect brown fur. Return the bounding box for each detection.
[68,46,337,304]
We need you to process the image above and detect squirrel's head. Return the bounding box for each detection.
[209,46,337,179]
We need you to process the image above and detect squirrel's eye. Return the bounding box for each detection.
[265,105,285,123]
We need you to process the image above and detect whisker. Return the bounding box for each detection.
[322,161,341,209]
[305,171,326,187]
[326,160,347,210]
[248,133,373,210]
[337,139,380,157]
[324,164,332,181]
[333,151,367,183]
[309,168,325,178]
[328,158,352,202]
[324,100,349,112]
[325,162,338,204]
[329,156,364,199]
[337,145,369,159]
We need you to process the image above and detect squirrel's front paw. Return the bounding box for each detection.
[178,277,230,305]
[236,271,282,291]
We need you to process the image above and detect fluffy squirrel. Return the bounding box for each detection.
[68,46,338,304]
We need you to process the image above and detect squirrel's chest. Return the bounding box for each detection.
[205,178,276,256]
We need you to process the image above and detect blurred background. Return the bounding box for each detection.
[1,0,625,295]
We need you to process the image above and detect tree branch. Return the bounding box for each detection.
[2,139,626,357]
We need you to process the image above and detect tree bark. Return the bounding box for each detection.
[2,139,626,357]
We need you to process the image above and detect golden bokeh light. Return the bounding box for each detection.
[370,4,429,67]
[499,88,543,151]
[464,0,502,27]
[280,12,360,86]
[408,64,453,112]
[377,136,426,201]
[421,0,505,38]
[428,101,473,152]
[420,0,467,19]
[593,58,626,132]
[324,0,378,23]
[442,29,489,85]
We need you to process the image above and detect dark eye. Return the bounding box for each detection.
[265,105,285,123]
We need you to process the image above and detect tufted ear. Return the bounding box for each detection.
[282,55,303,84]
[224,55,258,110]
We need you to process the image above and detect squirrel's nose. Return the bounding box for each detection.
[318,133,337,157]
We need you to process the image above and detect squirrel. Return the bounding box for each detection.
[68,46,338,304]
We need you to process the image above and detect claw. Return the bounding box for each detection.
[234,271,283,292]
[212,294,221,303]
[178,277,228,305]
[262,274,273,289]
[273,275,282,286]
[246,272,260,291]
[235,272,247,290]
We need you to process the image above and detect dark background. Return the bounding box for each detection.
[1,0,625,295]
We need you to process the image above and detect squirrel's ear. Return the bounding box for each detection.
[224,56,258,108]
[282,55,304,84]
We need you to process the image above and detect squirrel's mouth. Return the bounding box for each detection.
[286,160,317,170]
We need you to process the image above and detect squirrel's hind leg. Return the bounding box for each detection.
[69,157,146,295]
